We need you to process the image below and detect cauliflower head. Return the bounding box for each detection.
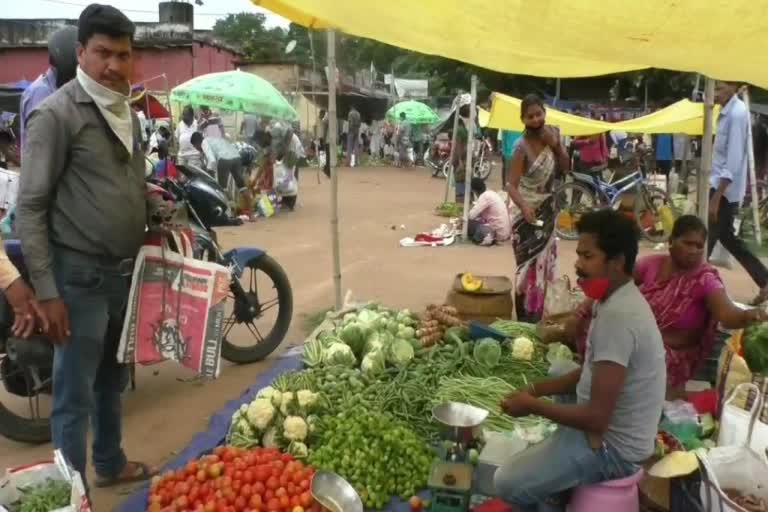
[296,389,319,411]
[511,336,534,361]
[256,386,281,402]
[280,391,296,415]
[283,415,308,441]
[246,398,276,430]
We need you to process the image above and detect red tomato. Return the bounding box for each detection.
[255,467,270,483]
[298,480,309,491]
[249,494,263,509]
[299,493,312,508]
[234,496,247,511]
[176,495,189,508]
[280,453,293,463]
[233,480,243,493]
[267,498,281,511]
[265,489,275,501]
[214,446,226,457]
[275,487,287,498]
[216,502,229,512]
[253,482,266,496]
[224,489,237,504]
[279,495,290,509]
[222,476,233,488]
[290,495,300,508]
[291,472,303,485]
[234,471,244,481]
[224,466,236,478]
[189,485,201,502]
[240,484,253,499]
[279,474,290,486]
[242,470,254,485]
[244,453,256,467]
[272,460,285,472]
[286,483,296,496]
[186,461,198,475]
[197,470,208,482]
[266,476,279,491]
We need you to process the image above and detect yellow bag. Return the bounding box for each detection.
[658,204,675,235]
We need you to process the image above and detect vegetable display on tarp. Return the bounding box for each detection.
[219,302,554,511]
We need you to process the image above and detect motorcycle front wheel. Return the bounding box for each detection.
[221,254,293,364]
[0,355,51,444]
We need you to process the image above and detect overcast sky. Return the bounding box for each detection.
[4,0,290,30]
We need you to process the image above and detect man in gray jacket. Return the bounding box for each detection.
[17,3,153,487]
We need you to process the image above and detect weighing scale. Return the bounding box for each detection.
[430,402,489,512]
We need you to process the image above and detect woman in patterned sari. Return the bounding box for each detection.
[507,95,570,321]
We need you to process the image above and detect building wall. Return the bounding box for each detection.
[240,63,299,93]
[0,43,238,88]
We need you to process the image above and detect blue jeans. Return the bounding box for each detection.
[493,426,640,512]
[51,248,131,481]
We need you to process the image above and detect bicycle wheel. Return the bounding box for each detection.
[553,181,597,240]
[634,185,674,243]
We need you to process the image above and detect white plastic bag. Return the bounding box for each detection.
[699,445,768,512]
[717,383,761,448]
[543,276,585,318]
[701,382,768,512]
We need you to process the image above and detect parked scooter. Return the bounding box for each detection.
[424,134,452,178]
[437,137,495,181]
[0,166,293,444]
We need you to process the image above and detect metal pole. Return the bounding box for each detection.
[679,74,701,194]
[445,96,461,203]
[698,78,715,222]
[308,29,322,185]
[461,76,478,240]
[327,29,342,310]
[742,86,762,244]
[389,67,396,107]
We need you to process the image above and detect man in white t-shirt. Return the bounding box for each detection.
[176,105,199,166]
[494,209,665,512]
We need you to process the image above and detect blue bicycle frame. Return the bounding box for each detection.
[570,169,647,207]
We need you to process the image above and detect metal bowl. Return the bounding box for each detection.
[432,401,489,445]
[311,471,363,512]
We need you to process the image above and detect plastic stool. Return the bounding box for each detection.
[568,469,644,512]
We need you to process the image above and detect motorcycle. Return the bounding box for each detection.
[0,164,293,444]
[424,134,452,178]
[437,136,495,181]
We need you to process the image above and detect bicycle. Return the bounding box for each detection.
[554,163,674,243]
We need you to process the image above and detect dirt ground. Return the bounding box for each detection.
[0,164,759,510]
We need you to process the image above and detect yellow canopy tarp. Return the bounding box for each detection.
[488,93,612,136]
[613,99,719,135]
[253,0,768,87]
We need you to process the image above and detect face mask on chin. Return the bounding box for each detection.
[577,276,611,301]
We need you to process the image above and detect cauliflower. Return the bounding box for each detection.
[262,426,278,448]
[280,391,296,415]
[306,414,319,434]
[283,415,308,442]
[246,398,276,430]
[296,389,319,411]
[511,336,534,361]
[287,441,309,459]
[256,386,281,402]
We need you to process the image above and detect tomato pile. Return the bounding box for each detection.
[147,446,325,512]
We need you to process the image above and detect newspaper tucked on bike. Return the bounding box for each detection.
[117,184,231,378]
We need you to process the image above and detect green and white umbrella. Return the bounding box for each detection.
[171,70,298,121]
[386,100,439,124]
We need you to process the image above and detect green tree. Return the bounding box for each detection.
[213,13,287,62]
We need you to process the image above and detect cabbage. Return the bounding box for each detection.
[386,338,415,367]
[324,342,357,367]
[364,331,386,356]
[301,338,325,367]
[744,322,768,373]
[356,309,380,330]
[340,322,367,355]
[361,349,386,376]
[473,338,501,368]
[546,343,573,364]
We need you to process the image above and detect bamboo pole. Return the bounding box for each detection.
[742,86,762,244]
[698,78,715,222]
[444,96,461,203]
[308,29,322,184]
[461,76,478,240]
[327,29,342,310]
